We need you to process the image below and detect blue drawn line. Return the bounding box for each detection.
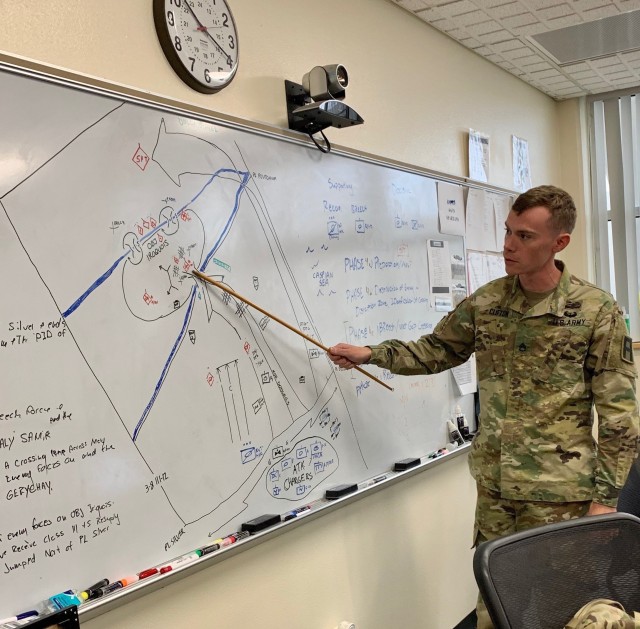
[201,170,249,271]
[133,285,196,441]
[62,251,130,318]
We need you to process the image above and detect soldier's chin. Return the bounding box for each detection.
[504,261,517,275]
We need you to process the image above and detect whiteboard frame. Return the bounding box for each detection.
[0,52,510,621]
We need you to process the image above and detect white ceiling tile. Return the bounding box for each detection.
[616,0,640,10]
[590,56,623,69]
[534,4,574,20]
[528,68,563,78]
[544,76,574,85]
[543,14,584,28]
[473,45,495,55]
[458,36,485,48]
[394,0,431,11]
[491,39,528,53]
[465,20,506,35]
[567,69,599,79]
[599,69,634,79]
[580,77,610,85]
[560,61,591,72]
[426,17,459,32]
[455,10,494,27]
[483,28,520,43]
[486,2,531,18]
[437,0,482,17]
[553,86,586,95]
[569,0,611,12]
[580,5,622,18]
[501,13,540,29]
[499,47,540,61]
[511,22,552,35]
[620,49,640,61]
[524,0,568,9]
[521,60,555,71]
[414,7,447,20]
[495,59,517,69]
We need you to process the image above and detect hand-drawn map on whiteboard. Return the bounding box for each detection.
[0,66,472,613]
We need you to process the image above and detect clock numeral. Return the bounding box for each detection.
[204,68,211,83]
[218,67,223,72]
[169,0,181,6]
[222,12,229,27]
[189,56,196,71]
[227,56,233,68]
[228,34,235,49]
[167,10,175,26]
[174,35,182,51]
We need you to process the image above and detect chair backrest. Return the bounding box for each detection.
[473,512,640,629]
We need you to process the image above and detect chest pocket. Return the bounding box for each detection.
[530,328,588,393]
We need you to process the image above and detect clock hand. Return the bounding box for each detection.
[182,1,232,65]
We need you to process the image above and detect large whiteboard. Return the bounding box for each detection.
[0,64,478,614]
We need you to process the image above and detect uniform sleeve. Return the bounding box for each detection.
[367,296,476,375]
[589,303,639,507]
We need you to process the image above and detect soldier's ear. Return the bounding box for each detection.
[552,232,571,253]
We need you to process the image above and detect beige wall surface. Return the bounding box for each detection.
[0,1,566,627]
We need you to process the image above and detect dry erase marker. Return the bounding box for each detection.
[137,568,159,580]
[283,505,312,521]
[198,542,221,556]
[79,578,109,601]
[357,475,388,490]
[159,551,202,574]
[0,611,38,625]
[227,530,250,544]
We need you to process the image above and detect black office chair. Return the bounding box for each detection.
[473,512,640,629]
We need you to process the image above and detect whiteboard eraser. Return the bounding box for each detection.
[325,483,358,500]
[241,513,281,533]
[394,457,421,471]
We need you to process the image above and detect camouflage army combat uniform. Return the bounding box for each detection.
[367,261,639,627]
[565,599,640,628]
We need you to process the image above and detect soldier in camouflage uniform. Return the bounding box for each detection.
[328,185,639,629]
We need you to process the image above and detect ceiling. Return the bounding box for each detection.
[390,0,640,100]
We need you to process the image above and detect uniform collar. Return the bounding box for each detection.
[504,260,570,317]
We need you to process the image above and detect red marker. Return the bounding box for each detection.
[138,568,159,580]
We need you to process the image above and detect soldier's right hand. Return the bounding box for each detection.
[327,343,372,368]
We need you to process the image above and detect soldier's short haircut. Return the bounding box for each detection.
[512,185,577,234]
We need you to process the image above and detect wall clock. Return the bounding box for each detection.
[153,0,239,93]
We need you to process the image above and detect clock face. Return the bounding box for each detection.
[153,0,239,93]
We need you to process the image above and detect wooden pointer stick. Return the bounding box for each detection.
[192,269,393,392]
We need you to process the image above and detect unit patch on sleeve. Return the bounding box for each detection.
[622,336,634,364]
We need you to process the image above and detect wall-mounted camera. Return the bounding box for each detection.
[285,64,363,153]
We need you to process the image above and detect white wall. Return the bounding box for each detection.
[0,1,566,627]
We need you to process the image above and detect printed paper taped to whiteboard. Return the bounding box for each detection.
[465,188,497,252]
[427,239,452,311]
[452,354,477,395]
[437,182,465,236]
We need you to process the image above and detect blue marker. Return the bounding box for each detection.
[0,611,38,625]
[283,505,312,521]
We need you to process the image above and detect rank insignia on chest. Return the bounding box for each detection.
[622,336,634,364]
